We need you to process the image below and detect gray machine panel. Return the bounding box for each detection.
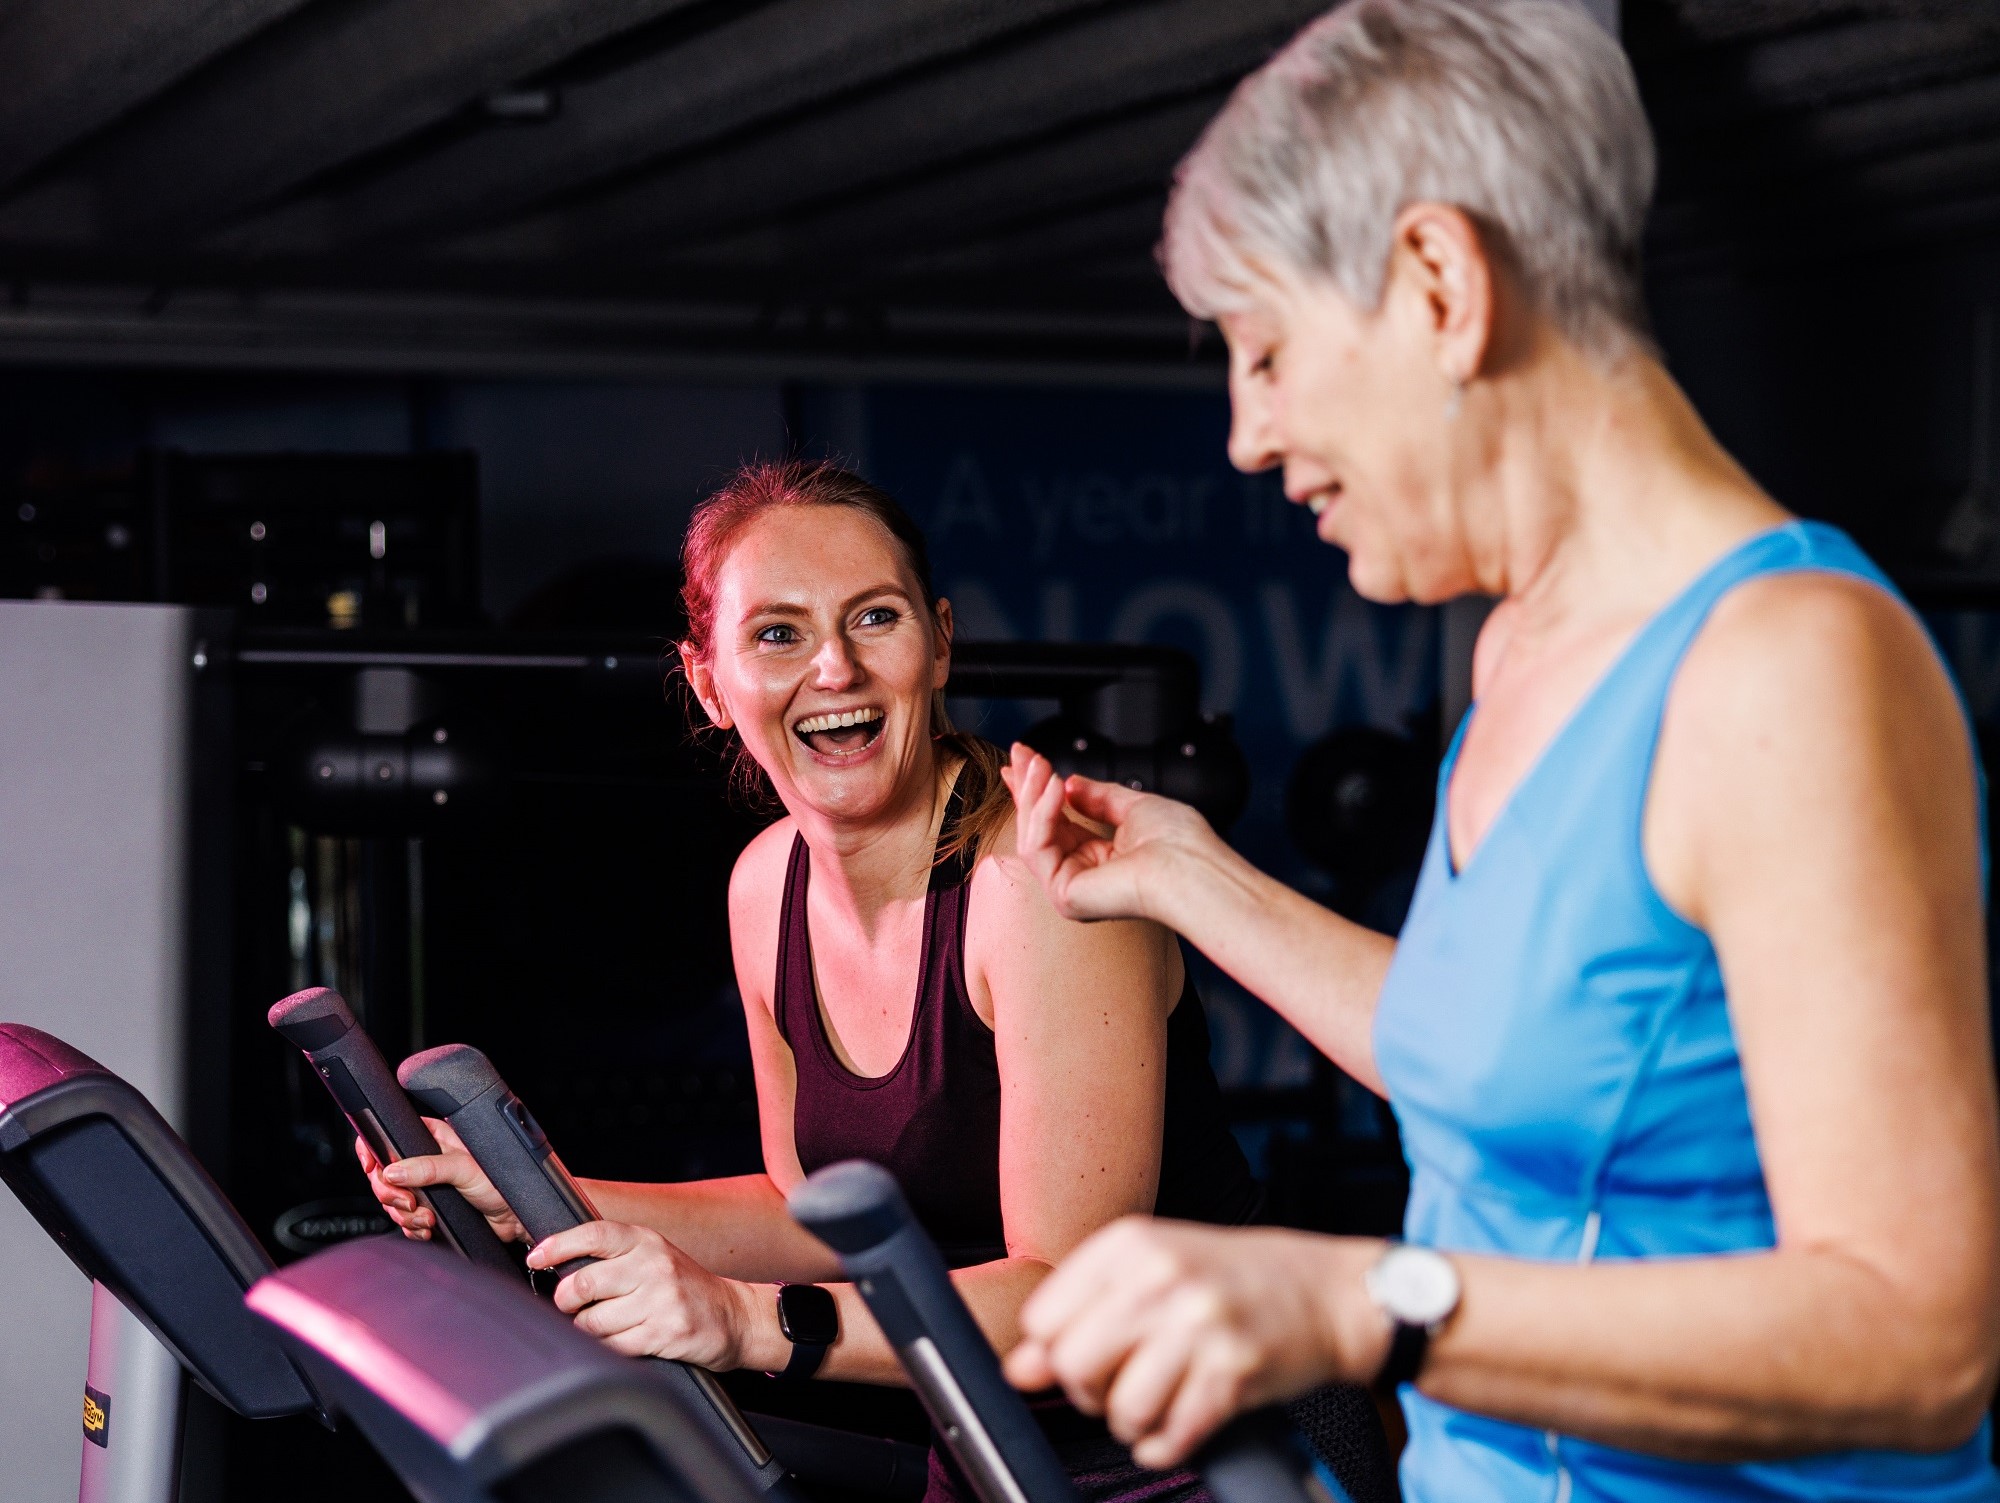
[0,601,231,1500]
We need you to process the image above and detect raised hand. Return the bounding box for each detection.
[1004,1217,1390,1468]
[1001,742,1220,925]
[529,1220,756,1369]
[360,1116,527,1244]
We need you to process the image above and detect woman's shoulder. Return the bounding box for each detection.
[726,815,801,1016]
[969,792,1105,957]
[1684,566,1953,724]
[1652,566,1977,920]
[728,814,801,923]
[962,802,1176,1013]
[961,804,1039,915]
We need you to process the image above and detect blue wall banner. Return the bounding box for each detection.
[861,384,1440,1093]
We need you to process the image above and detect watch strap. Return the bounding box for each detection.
[779,1335,829,1381]
[1375,1319,1430,1391]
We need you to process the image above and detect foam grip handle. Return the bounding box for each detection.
[398,1044,598,1259]
[1197,1409,1356,1503]
[789,1160,1082,1503]
[268,988,515,1272]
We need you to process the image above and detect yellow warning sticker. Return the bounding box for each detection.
[82,1384,109,1447]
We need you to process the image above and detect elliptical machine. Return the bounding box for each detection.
[252,1160,1373,1503]
[0,1023,331,1503]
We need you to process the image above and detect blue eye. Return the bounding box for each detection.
[858,607,898,627]
[756,624,798,645]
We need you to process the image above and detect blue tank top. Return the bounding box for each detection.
[1373,521,1998,1502]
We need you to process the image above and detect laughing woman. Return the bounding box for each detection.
[358,460,1387,1502]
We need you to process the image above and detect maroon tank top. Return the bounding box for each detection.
[774,759,1258,1268]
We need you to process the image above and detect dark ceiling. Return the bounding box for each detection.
[0,0,1993,377]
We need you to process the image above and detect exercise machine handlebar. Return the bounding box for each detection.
[789,1159,1079,1503]
[397,1042,794,1496]
[1197,1409,1359,1503]
[268,987,516,1273]
[789,1160,1356,1503]
[395,1041,600,1274]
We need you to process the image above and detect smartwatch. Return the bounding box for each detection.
[773,1283,838,1381]
[1363,1243,1460,1390]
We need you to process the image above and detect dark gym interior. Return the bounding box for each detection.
[5,2,2000,1499]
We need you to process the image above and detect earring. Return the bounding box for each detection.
[1443,381,1465,421]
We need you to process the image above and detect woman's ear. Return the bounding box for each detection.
[1389,202,1495,387]
[677,642,734,730]
[931,598,954,693]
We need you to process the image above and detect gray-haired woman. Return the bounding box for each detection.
[997,2,2000,1500]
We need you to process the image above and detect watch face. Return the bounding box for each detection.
[777,1283,839,1346]
[1369,1246,1461,1327]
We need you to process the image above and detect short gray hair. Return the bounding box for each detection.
[1160,0,1656,360]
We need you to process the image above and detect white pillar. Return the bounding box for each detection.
[0,602,213,1502]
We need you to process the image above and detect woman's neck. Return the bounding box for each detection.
[1467,333,1786,650]
[788,750,960,937]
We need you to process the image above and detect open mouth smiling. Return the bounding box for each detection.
[1297,482,1341,516]
[792,705,886,756]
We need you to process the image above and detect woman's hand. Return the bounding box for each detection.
[1004,1217,1391,1468]
[1001,744,1221,926]
[357,1118,527,1245]
[529,1220,762,1370]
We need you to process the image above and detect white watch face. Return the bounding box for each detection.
[1367,1245,1461,1327]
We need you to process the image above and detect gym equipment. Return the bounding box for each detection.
[268,986,516,1273]
[0,1023,330,1503]
[396,1042,786,1491]
[157,450,482,631]
[248,1234,761,1503]
[950,642,1251,831]
[276,668,502,836]
[396,1045,606,1283]
[234,633,1252,833]
[1285,725,1433,919]
[0,599,234,1499]
[1199,1409,1362,1503]
[788,1160,1357,1503]
[397,1042,928,1502]
[790,1159,1076,1503]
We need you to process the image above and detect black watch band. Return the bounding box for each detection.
[773,1283,837,1382]
[1375,1320,1431,1391]
[780,1335,828,1381]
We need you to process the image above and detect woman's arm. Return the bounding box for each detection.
[532,813,1194,1384]
[568,817,847,1283]
[1008,575,2000,1465]
[576,1174,833,1283]
[373,819,847,1280]
[1003,745,1394,1095]
[527,1221,1053,1385]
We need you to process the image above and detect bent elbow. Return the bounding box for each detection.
[1886,1347,1998,1453]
